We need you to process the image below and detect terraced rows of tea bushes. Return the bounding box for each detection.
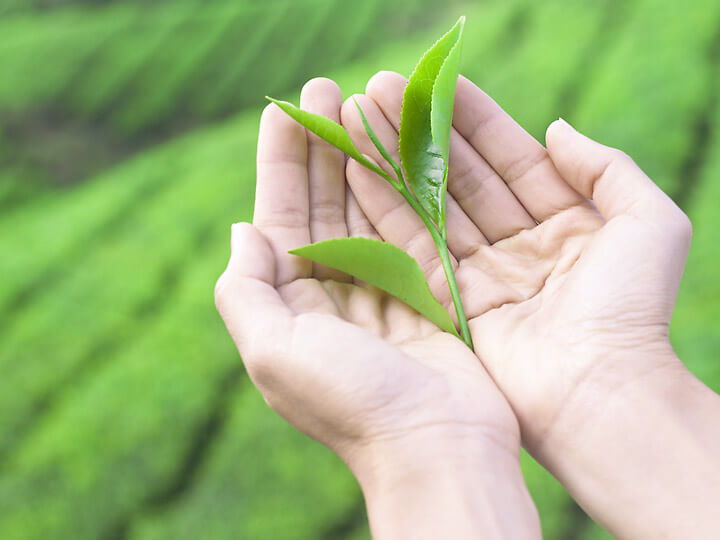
[0,127,207,313]
[0,0,466,312]
[1,0,719,538]
[0,114,253,539]
[0,0,460,211]
[0,115,255,456]
[129,387,363,540]
[0,0,453,135]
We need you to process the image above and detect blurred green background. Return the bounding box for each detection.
[0,0,718,538]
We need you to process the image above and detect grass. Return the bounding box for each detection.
[0,0,718,538]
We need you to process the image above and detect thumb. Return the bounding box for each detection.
[214,222,294,362]
[545,119,688,228]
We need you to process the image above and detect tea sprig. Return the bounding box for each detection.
[267,16,473,349]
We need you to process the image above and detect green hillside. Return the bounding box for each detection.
[0,0,718,538]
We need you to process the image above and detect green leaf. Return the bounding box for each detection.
[431,19,465,191]
[266,97,391,184]
[353,98,402,189]
[289,237,458,336]
[399,16,465,230]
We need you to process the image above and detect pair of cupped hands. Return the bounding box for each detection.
[216,73,718,539]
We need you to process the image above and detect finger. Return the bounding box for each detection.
[254,103,310,285]
[300,77,350,282]
[365,71,536,241]
[545,119,691,228]
[446,195,488,259]
[346,187,381,240]
[344,187,380,288]
[215,223,295,381]
[451,75,588,221]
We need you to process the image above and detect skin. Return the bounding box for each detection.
[340,71,720,538]
[215,78,540,539]
[216,71,720,537]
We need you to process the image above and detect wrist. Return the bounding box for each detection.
[534,343,684,458]
[535,348,720,539]
[344,426,540,539]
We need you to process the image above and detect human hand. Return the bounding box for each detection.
[343,71,720,538]
[215,78,540,539]
[342,70,692,453]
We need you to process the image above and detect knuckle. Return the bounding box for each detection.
[311,200,345,224]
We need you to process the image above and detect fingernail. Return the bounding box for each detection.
[557,117,575,130]
[230,222,247,257]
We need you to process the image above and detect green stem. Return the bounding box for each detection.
[398,188,474,350]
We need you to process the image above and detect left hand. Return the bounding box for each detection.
[214,78,539,538]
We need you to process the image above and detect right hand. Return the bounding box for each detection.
[342,71,693,463]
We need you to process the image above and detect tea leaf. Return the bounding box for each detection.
[290,237,458,336]
[398,16,465,230]
[431,18,464,186]
[353,98,403,189]
[266,97,390,183]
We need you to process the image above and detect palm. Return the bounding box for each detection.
[217,78,519,459]
[342,71,686,450]
[460,205,604,443]
[277,276,512,444]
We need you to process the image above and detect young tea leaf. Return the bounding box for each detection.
[289,237,458,336]
[353,98,403,189]
[398,16,465,230]
[266,97,392,184]
[431,18,464,208]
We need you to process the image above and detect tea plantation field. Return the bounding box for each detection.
[0,0,718,538]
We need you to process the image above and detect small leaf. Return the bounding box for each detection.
[290,237,458,336]
[399,16,465,230]
[353,98,403,189]
[266,97,391,184]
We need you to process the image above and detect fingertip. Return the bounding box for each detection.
[301,76,341,96]
[365,70,406,97]
[545,118,574,148]
[343,93,369,109]
[341,93,368,125]
[300,77,342,109]
[260,100,303,134]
